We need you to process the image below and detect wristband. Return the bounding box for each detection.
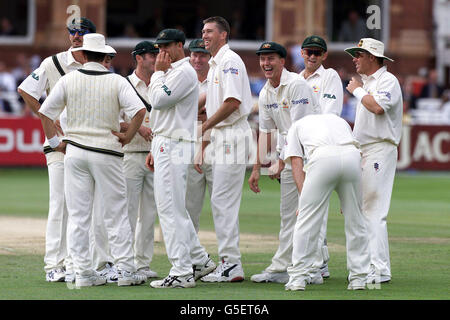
[352,87,368,103]
[48,135,60,149]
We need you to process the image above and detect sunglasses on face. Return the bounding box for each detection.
[304,49,324,57]
[354,51,368,59]
[68,28,90,36]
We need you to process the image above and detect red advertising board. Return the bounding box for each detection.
[397,125,450,170]
[0,118,449,170]
[0,117,46,166]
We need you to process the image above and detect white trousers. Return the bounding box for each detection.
[152,136,208,277]
[44,158,71,273]
[209,119,252,264]
[123,152,157,270]
[64,144,135,277]
[186,162,213,233]
[288,146,371,283]
[361,142,397,277]
[89,187,113,270]
[265,167,298,272]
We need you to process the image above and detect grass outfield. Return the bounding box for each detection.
[0,168,449,301]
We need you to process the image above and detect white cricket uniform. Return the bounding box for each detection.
[300,65,343,115]
[39,62,145,277]
[353,66,403,278]
[122,71,157,270]
[258,68,320,273]
[205,44,254,264]
[284,114,371,283]
[186,79,213,232]
[18,48,82,275]
[148,57,210,277]
[300,64,344,273]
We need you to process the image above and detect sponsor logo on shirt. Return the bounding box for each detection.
[31,72,39,81]
[214,76,219,84]
[223,67,239,75]
[323,93,336,99]
[291,98,309,105]
[264,103,279,109]
[224,144,231,154]
[374,162,380,172]
[312,85,319,93]
[281,99,289,109]
[377,91,391,101]
[161,84,171,96]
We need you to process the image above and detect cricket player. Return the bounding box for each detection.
[198,16,254,283]
[248,41,320,284]
[345,38,403,284]
[121,40,159,279]
[38,33,147,287]
[186,38,213,233]
[299,35,344,278]
[284,114,371,291]
[146,29,215,289]
[17,17,96,283]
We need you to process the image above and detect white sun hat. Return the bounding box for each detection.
[344,38,394,62]
[72,33,116,55]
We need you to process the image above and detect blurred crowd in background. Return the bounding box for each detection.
[1,49,448,126]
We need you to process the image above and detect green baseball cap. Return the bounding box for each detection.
[155,29,186,45]
[302,35,327,52]
[188,39,209,53]
[132,41,159,58]
[67,17,96,33]
[255,41,287,58]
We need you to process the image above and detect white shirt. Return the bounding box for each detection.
[258,68,320,156]
[205,44,253,127]
[18,48,82,101]
[122,70,151,152]
[300,65,343,116]
[18,48,83,146]
[353,66,403,146]
[148,57,198,141]
[284,114,359,162]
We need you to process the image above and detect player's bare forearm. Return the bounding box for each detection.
[39,113,57,140]
[361,95,385,115]
[201,98,240,134]
[254,131,271,170]
[120,122,129,133]
[126,109,146,142]
[291,156,305,193]
[18,88,41,115]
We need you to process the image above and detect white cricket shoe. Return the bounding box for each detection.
[75,274,107,287]
[285,278,307,291]
[150,275,196,288]
[46,268,65,282]
[200,259,244,283]
[137,267,158,279]
[117,270,147,286]
[366,268,391,284]
[308,273,324,285]
[98,263,118,283]
[65,272,75,283]
[348,279,366,290]
[193,257,216,280]
[250,271,289,284]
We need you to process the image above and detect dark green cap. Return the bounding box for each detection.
[301,35,327,52]
[132,41,159,57]
[67,17,96,33]
[188,39,209,53]
[255,41,287,58]
[155,29,186,45]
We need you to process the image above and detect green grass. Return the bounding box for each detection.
[0,168,449,300]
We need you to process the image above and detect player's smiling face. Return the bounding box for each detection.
[259,53,284,86]
[301,47,327,72]
[202,22,226,56]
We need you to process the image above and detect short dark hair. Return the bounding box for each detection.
[84,50,106,63]
[203,16,230,42]
[376,56,385,66]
